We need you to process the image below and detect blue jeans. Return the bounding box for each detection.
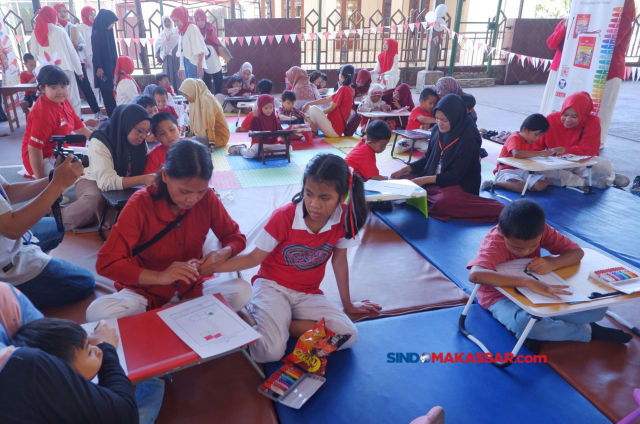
[183,58,200,79]
[136,378,165,424]
[30,217,64,253]
[487,298,607,342]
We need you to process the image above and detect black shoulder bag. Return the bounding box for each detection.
[132,210,190,257]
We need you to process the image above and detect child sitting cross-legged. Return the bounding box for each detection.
[213,154,382,362]
[484,113,564,193]
[467,199,632,346]
[229,94,291,159]
[143,112,180,175]
[395,87,439,153]
[345,120,392,181]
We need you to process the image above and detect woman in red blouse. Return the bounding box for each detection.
[302,64,355,137]
[86,140,251,321]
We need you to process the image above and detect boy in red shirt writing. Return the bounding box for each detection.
[396,88,438,153]
[20,54,38,119]
[467,199,631,345]
[345,120,391,181]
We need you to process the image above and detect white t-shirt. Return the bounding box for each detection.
[0,176,51,285]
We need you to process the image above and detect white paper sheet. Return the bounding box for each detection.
[81,318,128,381]
[364,180,419,197]
[157,295,261,359]
[528,156,576,166]
[495,259,590,304]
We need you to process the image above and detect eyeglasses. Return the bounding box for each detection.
[134,128,152,137]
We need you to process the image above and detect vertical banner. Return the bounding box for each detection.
[546,0,625,115]
[0,15,21,86]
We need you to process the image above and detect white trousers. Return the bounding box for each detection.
[85,276,252,322]
[539,157,615,189]
[371,71,399,89]
[247,278,358,363]
[64,70,83,118]
[540,69,558,115]
[214,93,238,113]
[598,78,622,147]
[496,168,547,188]
[308,105,339,137]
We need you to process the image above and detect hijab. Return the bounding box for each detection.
[91,10,118,80]
[34,6,57,47]
[170,7,195,36]
[157,15,179,59]
[114,56,140,92]
[435,77,464,97]
[354,69,372,95]
[382,83,414,110]
[432,94,480,146]
[233,62,254,90]
[378,38,398,74]
[81,6,95,26]
[251,95,282,132]
[368,83,384,96]
[92,104,150,177]
[180,78,221,140]
[53,3,68,27]
[286,66,319,101]
[143,84,157,98]
[194,9,221,46]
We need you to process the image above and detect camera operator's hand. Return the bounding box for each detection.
[52,155,84,191]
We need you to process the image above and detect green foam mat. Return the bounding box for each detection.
[235,166,304,188]
[290,148,346,166]
[211,154,232,172]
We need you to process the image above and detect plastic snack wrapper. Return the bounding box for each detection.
[283,319,351,376]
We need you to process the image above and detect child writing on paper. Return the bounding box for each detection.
[357,84,390,112]
[278,90,306,125]
[345,120,392,181]
[467,199,632,345]
[486,113,563,193]
[143,112,180,175]
[214,154,382,363]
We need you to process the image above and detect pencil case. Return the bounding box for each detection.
[589,267,640,294]
[257,364,326,409]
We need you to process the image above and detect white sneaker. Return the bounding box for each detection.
[481,180,494,191]
[60,196,70,205]
[94,111,108,121]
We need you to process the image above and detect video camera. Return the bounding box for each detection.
[49,134,89,232]
[51,134,89,168]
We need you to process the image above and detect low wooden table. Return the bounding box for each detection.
[459,248,640,368]
[1,83,37,132]
[492,156,598,199]
[247,128,302,165]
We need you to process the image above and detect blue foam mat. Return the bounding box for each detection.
[226,153,297,170]
[264,306,609,424]
[484,186,640,270]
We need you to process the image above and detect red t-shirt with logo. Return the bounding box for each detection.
[253,202,355,294]
[467,224,580,309]
[494,131,536,174]
[21,96,84,177]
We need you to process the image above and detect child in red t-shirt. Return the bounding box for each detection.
[143,112,180,175]
[20,54,38,119]
[215,154,382,363]
[345,120,391,181]
[487,114,564,193]
[467,199,631,345]
[152,86,179,120]
[406,88,438,131]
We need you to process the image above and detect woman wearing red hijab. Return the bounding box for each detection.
[599,0,636,148]
[537,92,626,189]
[170,6,208,80]
[372,38,399,89]
[380,83,414,129]
[114,57,141,105]
[31,6,84,118]
[194,9,223,94]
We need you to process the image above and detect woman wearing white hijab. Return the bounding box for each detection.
[154,15,180,94]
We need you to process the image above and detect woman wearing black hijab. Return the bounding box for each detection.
[391,94,503,222]
[62,104,156,231]
[92,10,119,117]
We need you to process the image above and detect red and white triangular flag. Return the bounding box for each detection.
[290,34,297,42]
[337,30,343,38]
[323,32,330,39]
[132,38,140,46]
[275,34,283,43]
[284,34,290,43]
[297,34,303,41]
[309,33,316,40]
[357,29,364,36]
[230,37,237,44]
[344,29,350,37]
[421,22,429,30]
[253,35,260,45]
[224,37,230,44]
[238,37,244,46]
[15,35,23,44]
[123,38,131,47]
[244,36,252,45]
[268,35,274,44]
[24,35,31,45]
[148,38,154,46]
[139,38,148,47]
[260,35,266,44]
[508,52,516,63]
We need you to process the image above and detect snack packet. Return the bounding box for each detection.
[283,319,351,376]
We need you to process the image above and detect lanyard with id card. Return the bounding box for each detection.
[436,135,460,174]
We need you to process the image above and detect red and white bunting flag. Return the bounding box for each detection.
[338,30,343,38]
[275,34,283,43]
[224,37,230,44]
[260,35,266,44]
[297,34,303,41]
[403,24,409,31]
[391,25,397,31]
[139,38,148,47]
[238,37,245,46]
[268,35,274,44]
[309,33,316,40]
[148,38,154,46]
[15,35,23,44]
[357,29,364,36]
[421,22,429,30]
[378,27,384,34]
[230,37,237,44]
[508,52,516,63]
[284,34,290,43]
[344,29,350,37]
[290,34,297,42]
[323,32,330,39]
[253,35,260,45]
[244,36,252,45]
